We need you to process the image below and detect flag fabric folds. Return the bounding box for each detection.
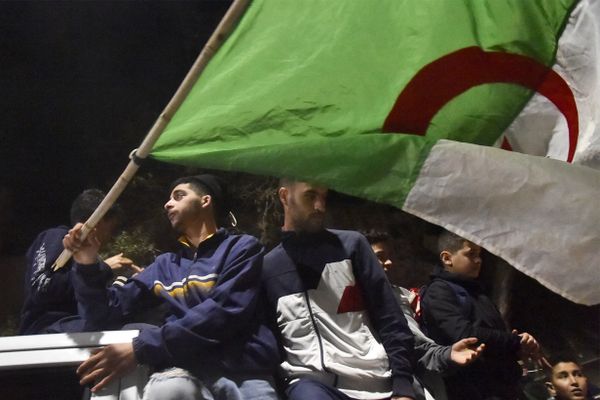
[151,0,600,305]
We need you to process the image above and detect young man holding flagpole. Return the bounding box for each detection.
[63,174,279,400]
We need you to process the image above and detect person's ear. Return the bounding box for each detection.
[278,187,289,207]
[440,250,453,267]
[545,382,556,397]
[201,194,212,209]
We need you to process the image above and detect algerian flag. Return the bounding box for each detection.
[151,0,600,305]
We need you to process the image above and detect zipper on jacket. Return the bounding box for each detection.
[303,290,332,374]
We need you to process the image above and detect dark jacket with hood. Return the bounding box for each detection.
[420,268,522,400]
[19,226,111,334]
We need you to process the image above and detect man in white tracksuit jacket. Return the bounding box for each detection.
[262,179,416,400]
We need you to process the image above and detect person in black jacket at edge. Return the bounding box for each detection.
[545,356,599,400]
[420,230,541,400]
[19,189,139,335]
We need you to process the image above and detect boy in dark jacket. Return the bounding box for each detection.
[420,230,540,400]
[365,230,484,400]
[63,175,279,399]
[19,189,136,334]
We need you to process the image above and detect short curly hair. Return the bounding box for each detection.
[70,189,122,225]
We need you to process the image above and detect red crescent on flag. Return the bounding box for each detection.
[383,46,578,163]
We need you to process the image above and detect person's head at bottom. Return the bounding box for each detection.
[546,357,590,400]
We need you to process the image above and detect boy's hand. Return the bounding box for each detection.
[104,253,143,274]
[513,329,540,359]
[62,223,101,265]
[450,337,485,366]
[77,343,137,393]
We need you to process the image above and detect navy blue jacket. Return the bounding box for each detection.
[19,226,108,334]
[72,229,279,375]
[262,229,415,399]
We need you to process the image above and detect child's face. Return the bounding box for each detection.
[371,241,394,273]
[546,361,588,400]
[442,241,482,278]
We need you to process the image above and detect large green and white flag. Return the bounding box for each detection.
[151,0,600,305]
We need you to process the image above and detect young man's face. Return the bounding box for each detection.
[281,182,328,233]
[547,362,589,400]
[164,183,207,232]
[442,241,482,279]
[371,241,394,273]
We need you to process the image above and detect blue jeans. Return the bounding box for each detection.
[142,368,279,400]
[286,378,420,400]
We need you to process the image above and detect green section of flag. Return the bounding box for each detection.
[152,0,576,207]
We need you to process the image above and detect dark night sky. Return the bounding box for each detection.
[1,1,232,254]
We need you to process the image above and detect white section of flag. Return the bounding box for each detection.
[502,0,600,168]
[404,140,600,305]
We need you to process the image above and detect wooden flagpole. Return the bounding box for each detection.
[52,0,252,270]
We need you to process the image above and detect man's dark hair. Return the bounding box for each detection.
[362,229,390,245]
[70,189,122,225]
[170,174,230,224]
[437,230,468,254]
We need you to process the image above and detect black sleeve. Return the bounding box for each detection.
[422,281,520,355]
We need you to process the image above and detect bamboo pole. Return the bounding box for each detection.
[52,0,252,271]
